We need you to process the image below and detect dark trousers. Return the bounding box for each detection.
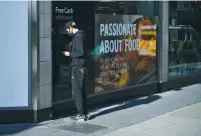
[71,66,88,115]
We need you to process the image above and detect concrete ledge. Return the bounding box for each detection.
[167,72,201,91]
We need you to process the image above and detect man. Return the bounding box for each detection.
[63,21,88,121]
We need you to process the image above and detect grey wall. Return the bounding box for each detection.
[38,1,52,110]
[0,1,29,108]
[158,1,169,83]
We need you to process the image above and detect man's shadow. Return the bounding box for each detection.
[88,94,161,120]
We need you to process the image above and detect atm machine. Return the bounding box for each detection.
[52,2,75,103]
[52,21,73,101]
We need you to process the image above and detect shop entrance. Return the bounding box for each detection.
[51,1,95,106]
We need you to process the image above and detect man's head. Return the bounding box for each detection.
[65,21,77,36]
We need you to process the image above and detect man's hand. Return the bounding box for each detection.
[63,51,70,56]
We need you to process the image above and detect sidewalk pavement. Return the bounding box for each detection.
[103,102,201,136]
[0,84,201,136]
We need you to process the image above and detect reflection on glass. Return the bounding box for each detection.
[92,1,159,93]
[168,1,201,77]
[94,14,158,93]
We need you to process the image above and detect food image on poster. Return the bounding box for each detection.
[93,14,158,93]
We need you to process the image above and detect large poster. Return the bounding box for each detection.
[93,14,158,93]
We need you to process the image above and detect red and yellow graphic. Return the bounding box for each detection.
[138,18,157,57]
[138,39,156,56]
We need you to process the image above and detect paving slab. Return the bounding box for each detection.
[103,102,201,136]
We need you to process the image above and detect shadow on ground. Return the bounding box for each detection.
[89,94,162,120]
[172,88,183,91]
[0,95,161,135]
[0,124,39,135]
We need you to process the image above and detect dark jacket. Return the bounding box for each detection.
[69,30,85,67]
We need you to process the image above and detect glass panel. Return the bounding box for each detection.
[52,1,159,101]
[168,1,201,77]
[93,1,159,93]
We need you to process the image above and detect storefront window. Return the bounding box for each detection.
[169,1,201,77]
[92,1,159,93]
[52,1,159,100]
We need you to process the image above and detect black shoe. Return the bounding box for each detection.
[71,113,88,122]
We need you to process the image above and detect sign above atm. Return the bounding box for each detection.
[55,7,73,14]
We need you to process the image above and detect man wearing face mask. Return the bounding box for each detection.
[63,21,88,121]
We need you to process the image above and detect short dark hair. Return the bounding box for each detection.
[65,21,76,29]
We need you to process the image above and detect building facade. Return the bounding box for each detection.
[0,1,201,123]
